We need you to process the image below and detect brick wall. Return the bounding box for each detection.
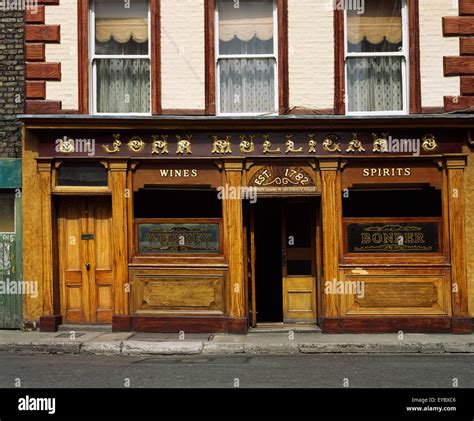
[0,9,24,157]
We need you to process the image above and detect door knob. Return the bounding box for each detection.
[85,263,91,271]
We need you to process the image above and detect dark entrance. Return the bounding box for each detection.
[253,199,283,323]
[249,198,319,325]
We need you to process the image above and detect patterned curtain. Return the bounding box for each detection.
[219,58,275,114]
[96,40,150,114]
[346,56,403,112]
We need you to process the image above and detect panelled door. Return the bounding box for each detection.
[58,197,114,324]
[282,203,317,322]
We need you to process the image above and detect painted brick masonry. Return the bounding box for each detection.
[0,9,23,157]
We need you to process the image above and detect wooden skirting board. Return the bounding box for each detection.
[112,315,248,334]
[320,317,472,334]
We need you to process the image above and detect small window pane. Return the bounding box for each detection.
[219,58,275,113]
[96,58,150,114]
[0,193,15,233]
[218,0,274,55]
[347,0,402,53]
[347,56,403,112]
[95,0,149,55]
[57,164,108,187]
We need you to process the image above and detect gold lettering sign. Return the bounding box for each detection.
[362,168,412,177]
[249,166,317,194]
[158,169,199,178]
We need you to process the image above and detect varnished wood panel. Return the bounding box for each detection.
[151,0,161,115]
[132,275,224,314]
[408,0,422,113]
[444,95,474,111]
[460,0,474,15]
[205,0,216,115]
[78,0,89,114]
[443,16,474,36]
[25,100,62,114]
[446,161,469,326]
[25,6,45,23]
[58,197,113,324]
[320,161,341,317]
[444,56,474,76]
[26,62,61,80]
[25,44,46,62]
[321,316,452,333]
[460,38,474,55]
[277,0,289,114]
[25,25,60,43]
[38,163,54,316]
[461,76,474,94]
[282,277,316,321]
[110,163,129,315]
[223,162,245,318]
[113,315,247,333]
[340,269,451,317]
[25,81,46,99]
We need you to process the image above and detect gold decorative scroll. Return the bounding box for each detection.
[347,17,402,45]
[95,18,148,44]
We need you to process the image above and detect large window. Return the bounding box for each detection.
[91,0,151,114]
[216,0,278,115]
[345,0,408,114]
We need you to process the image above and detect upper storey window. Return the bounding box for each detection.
[345,0,408,115]
[216,0,278,115]
[91,0,151,114]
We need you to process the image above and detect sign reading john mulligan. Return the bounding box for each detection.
[346,222,440,253]
[138,223,220,254]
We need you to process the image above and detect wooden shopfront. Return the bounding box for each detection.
[21,118,472,334]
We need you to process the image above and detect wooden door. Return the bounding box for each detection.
[58,197,113,324]
[282,203,317,322]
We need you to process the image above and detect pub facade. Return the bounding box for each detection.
[20,0,474,334]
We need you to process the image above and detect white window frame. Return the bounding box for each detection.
[89,0,152,116]
[0,192,16,235]
[215,0,279,116]
[344,0,409,116]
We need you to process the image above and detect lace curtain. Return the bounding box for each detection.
[347,57,403,112]
[94,0,150,113]
[218,0,275,114]
[346,0,404,112]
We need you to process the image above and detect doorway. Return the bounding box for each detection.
[249,199,318,326]
[58,197,114,324]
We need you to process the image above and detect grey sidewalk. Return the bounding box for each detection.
[0,329,473,355]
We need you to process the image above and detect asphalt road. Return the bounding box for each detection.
[0,352,473,388]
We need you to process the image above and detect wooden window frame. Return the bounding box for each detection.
[205,0,289,115]
[78,0,161,115]
[334,0,421,115]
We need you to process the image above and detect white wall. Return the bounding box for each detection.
[161,0,205,110]
[45,0,79,110]
[419,0,459,108]
[288,0,334,110]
